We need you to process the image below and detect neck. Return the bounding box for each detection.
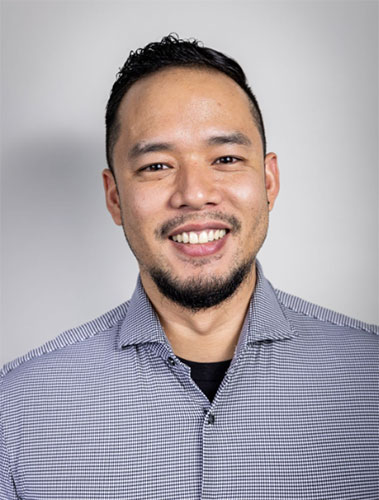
[140,263,257,362]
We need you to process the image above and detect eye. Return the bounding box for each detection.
[140,163,170,172]
[214,156,241,165]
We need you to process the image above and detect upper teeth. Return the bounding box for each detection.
[171,229,227,244]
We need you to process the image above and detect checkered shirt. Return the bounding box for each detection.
[1,261,378,499]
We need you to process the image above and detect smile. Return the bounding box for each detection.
[170,229,228,244]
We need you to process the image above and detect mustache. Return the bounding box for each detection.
[156,211,242,239]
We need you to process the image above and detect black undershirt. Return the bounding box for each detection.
[177,356,232,403]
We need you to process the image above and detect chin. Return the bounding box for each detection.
[148,254,255,312]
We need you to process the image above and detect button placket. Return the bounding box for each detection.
[167,356,176,366]
[207,413,215,425]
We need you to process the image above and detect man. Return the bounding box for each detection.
[1,34,378,500]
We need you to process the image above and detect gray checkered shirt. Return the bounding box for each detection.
[1,261,378,499]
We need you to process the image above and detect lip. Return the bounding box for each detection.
[168,221,231,238]
[169,231,230,257]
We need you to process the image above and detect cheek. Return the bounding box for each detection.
[121,185,162,234]
[226,175,266,209]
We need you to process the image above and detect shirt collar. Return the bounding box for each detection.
[118,260,299,351]
[118,274,169,349]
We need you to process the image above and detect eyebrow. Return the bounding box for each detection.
[128,132,252,160]
[128,141,174,160]
[207,132,252,148]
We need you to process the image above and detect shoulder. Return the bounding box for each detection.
[275,288,378,337]
[1,301,131,381]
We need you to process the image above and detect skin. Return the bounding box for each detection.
[102,67,280,362]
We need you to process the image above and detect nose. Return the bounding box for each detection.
[169,162,222,210]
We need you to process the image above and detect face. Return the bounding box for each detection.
[103,67,279,310]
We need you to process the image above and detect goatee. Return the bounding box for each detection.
[148,255,255,312]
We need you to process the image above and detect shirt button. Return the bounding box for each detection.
[207,413,215,425]
[167,356,176,366]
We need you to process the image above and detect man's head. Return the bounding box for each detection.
[103,35,279,312]
[105,34,266,175]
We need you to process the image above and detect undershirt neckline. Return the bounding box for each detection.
[177,357,232,365]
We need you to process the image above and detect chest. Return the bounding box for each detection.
[7,341,378,500]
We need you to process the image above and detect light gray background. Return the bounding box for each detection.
[1,0,378,365]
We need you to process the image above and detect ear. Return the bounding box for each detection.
[264,153,280,211]
[102,169,122,226]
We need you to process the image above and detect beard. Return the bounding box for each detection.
[148,253,255,312]
[120,206,267,313]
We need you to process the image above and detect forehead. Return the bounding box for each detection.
[116,67,259,143]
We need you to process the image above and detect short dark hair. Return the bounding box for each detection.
[105,34,266,174]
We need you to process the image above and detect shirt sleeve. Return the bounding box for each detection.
[0,379,20,500]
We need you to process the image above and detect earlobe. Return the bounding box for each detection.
[264,153,280,211]
[102,168,123,226]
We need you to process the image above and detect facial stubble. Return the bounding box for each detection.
[120,204,268,312]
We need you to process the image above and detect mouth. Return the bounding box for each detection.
[168,223,231,257]
[169,228,229,244]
